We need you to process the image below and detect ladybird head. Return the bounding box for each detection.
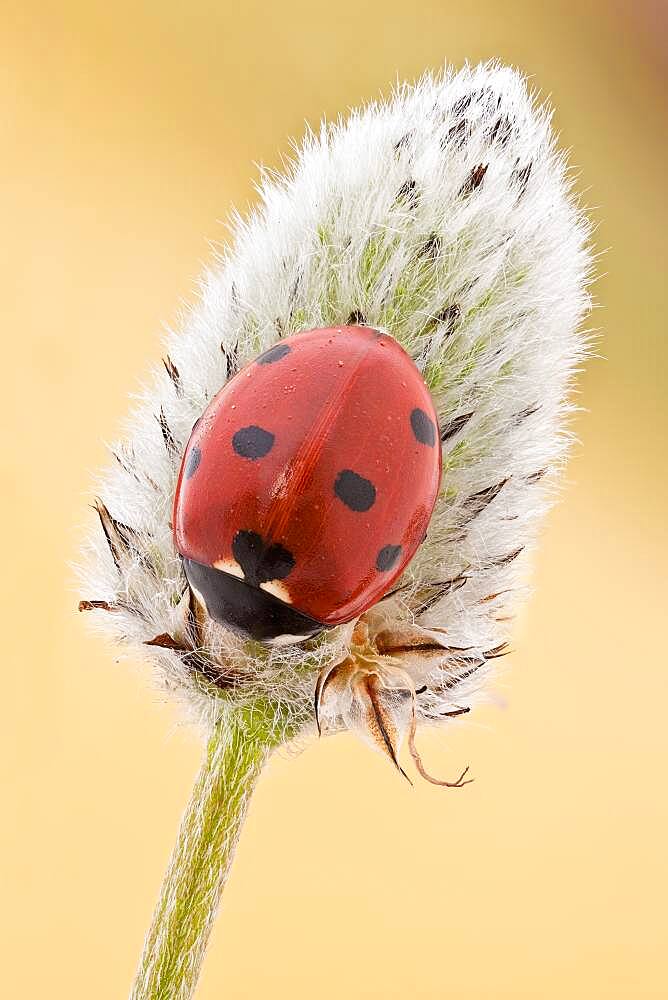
[182,553,324,646]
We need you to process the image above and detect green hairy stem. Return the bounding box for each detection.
[130,705,280,1000]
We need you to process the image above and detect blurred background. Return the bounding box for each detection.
[2,1,666,997]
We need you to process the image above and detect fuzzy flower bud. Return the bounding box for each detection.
[79,62,591,782]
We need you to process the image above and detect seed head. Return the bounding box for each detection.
[79,62,592,777]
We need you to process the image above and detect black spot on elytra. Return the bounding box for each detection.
[232,425,274,460]
[232,530,295,587]
[258,343,291,365]
[185,445,201,479]
[410,408,436,447]
[376,544,402,572]
[334,470,376,512]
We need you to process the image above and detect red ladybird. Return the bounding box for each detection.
[172,326,441,644]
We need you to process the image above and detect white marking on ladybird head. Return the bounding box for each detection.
[267,632,311,647]
[259,579,293,604]
[213,558,244,579]
[188,582,210,619]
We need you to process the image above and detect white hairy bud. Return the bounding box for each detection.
[79,61,592,777]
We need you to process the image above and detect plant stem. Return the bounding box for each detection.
[129,707,277,1000]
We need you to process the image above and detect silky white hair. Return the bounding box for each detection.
[79,61,592,742]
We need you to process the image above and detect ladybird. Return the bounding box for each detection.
[172,326,441,645]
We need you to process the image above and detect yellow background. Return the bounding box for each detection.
[2,2,667,997]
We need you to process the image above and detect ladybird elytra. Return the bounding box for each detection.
[172,326,441,644]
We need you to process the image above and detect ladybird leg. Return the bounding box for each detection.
[407,708,474,788]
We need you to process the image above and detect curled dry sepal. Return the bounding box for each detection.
[79,62,592,782]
